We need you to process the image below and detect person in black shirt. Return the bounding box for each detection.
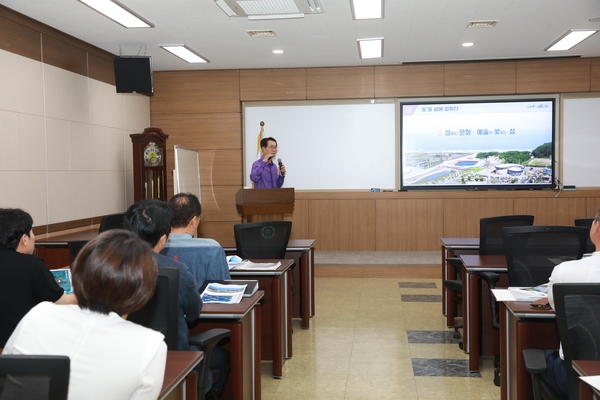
[0,208,76,347]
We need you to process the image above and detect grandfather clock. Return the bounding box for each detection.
[130,127,168,202]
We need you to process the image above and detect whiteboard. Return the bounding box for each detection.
[561,95,600,187]
[174,145,201,202]
[243,100,397,190]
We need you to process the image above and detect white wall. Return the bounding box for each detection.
[0,49,150,229]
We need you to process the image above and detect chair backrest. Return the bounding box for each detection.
[479,215,535,255]
[552,283,600,399]
[67,240,88,264]
[127,266,179,350]
[234,221,292,259]
[0,355,70,400]
[98,212,125,233]
[574,218,595,254]
[503,226,588,287]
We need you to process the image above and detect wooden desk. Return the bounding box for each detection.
[190,291,264,400]
[230,259,294,378]
[218,238,316,330]
[35,228,99,269]
[499,301,558,400]
[460,254,507,372]
[440,238,479,326]
[160,351,203,400]
[573,360,600,400]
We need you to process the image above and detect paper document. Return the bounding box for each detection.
[579,375,600,391]
[51,268,73,294]
[230,260,282,271]
[507,284,548,301]
[491,289,517,302]
[200,282,247,304]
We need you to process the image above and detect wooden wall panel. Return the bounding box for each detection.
[151,113,241,149]
[374,64,444,98]
[516,58,591,94]
[0,15,41,61]
[444,61,516,96]
[308,199,375,250]
[443,199,515,237]
[240,69,306,100]
[513,197,587,225]
[586,200,600,218]
[198,221,238,242]
[41,35,87,76]
[198,184,241,222]
[375,199,444,251]
[307,67,374,99]
[290,199,309,241]
[197,149,242,186]
[88,52,115,85]
[591,58,600,92]
[151,70,241,114]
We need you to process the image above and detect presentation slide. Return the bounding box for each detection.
[401,98,555,190]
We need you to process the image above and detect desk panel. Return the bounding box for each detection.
[219,238,315,329]
[191,291,264,400]
[230,259,293,378]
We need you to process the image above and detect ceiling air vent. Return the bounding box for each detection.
[215,0,324,19]
[247,30,277,37]
[467,20,498,28]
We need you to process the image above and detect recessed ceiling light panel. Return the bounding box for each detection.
[351,0,384,20]
[357,38,383,59]
[160,45,209,63]
[247,30,277,37]
[78,0,153,28]
[545,29,598,51]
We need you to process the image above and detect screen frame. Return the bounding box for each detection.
[399,94,558,192]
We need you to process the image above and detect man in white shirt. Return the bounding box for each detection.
[543,208,600,397]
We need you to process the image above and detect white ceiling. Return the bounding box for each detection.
[3,0,600,72]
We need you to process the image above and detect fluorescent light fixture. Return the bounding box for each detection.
[357,38,383,59]
[78,0,153,28]
[462,42,474,47]
[160,45,209,63]
[273,49,284,54]
[350,0,383,20]
[545,29,598,51]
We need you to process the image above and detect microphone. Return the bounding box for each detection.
[277,158,285,176]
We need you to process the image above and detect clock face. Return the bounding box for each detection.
[143,142,163,167]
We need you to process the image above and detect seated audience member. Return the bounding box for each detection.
[124,199,230,399]
[543,208,600,397]
[161,193,230,286]
[0,208,76,347]
[3,230,167,400]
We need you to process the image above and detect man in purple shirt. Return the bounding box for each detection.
[250,137,286,188]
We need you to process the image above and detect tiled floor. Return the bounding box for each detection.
[260,277,501,399]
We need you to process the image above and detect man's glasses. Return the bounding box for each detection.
[266,146,278,150]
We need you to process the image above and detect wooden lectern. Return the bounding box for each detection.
[235,188,295,222]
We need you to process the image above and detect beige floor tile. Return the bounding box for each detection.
[344,375,419,399]
[414,376,495,399]
[348,356,414,376]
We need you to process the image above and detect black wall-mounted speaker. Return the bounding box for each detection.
[113,56,153,94]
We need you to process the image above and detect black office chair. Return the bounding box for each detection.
[67,240,88,265]
[98,212,125,233]
[233,221,292,259]
[478,214,534,385]
[574,218,595,254]
[0,355,70,400]
[523,283,600,400]
[503,226,588,287]
[128,267,230,400]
